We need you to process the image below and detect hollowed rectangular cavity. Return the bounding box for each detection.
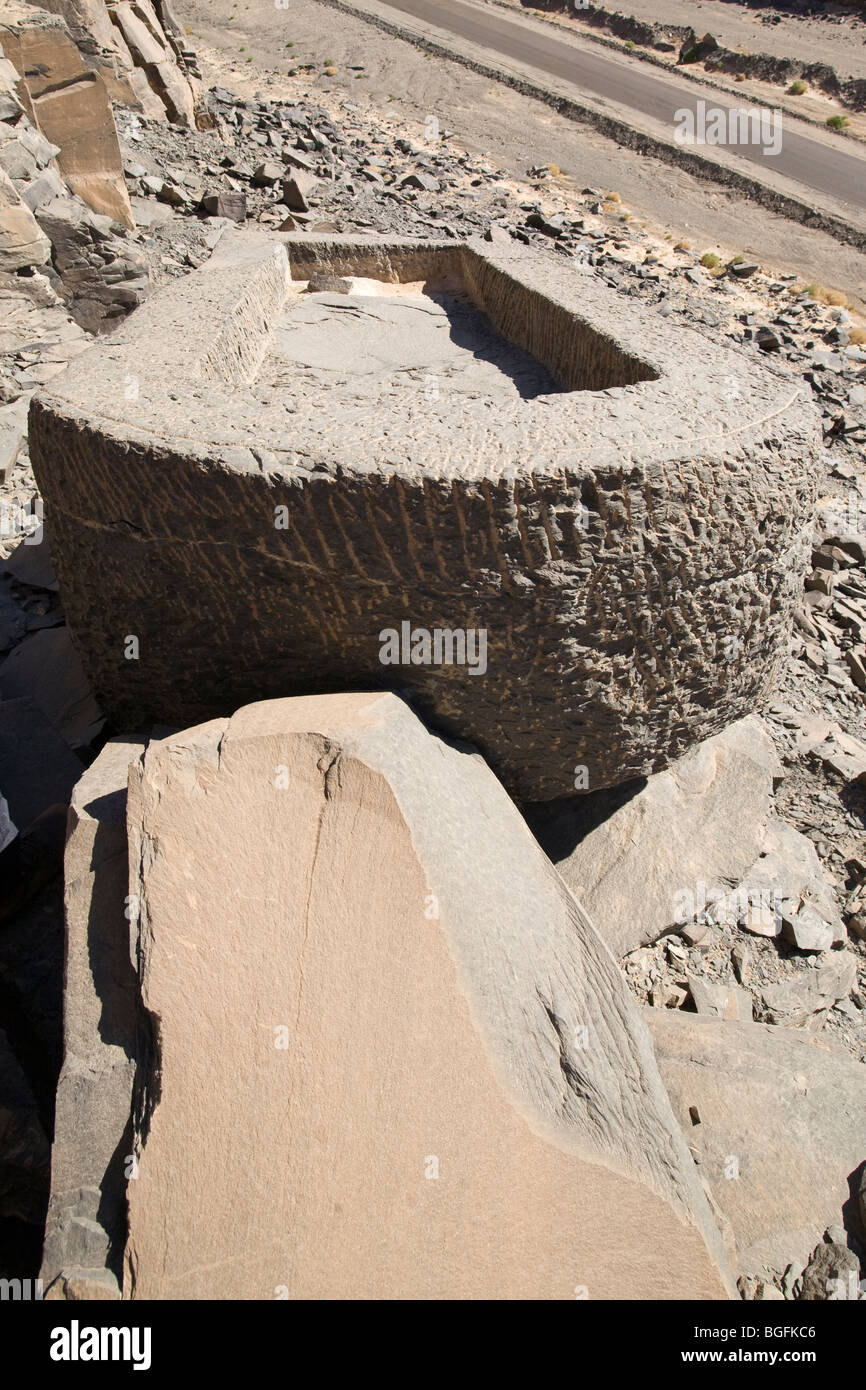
[282,241,658,394]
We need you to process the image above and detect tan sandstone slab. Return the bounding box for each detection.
[124,691,733,1300]
[0,165,50,270]
[1,5,133,229]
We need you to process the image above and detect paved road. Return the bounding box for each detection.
[375,0,866,212]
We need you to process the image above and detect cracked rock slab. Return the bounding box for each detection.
[528,715,782,957]
[0,165,50,271]
[648,1008,866,1284]
[124,691,733,1299]
[29,230,822,802]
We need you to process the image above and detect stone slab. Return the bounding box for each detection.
[40,737,144,1298]
[123,691,733,1299]
[527,715,781,956]
[648,1008,866,1282]
[0,6,134,229]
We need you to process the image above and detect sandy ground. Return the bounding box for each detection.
[175,0,866,304]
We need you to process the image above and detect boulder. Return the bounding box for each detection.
[40,738,144,1299]
[799,1238,862,1301]
[122,692,733,1299]
[760,954,856,1027]
[282,172,318,211]
[743,818,844,948]
[33,193,149,333]
[528,717,781,957]
[109,1,195,128]
[110,2,167,67]
[687,976,753,1021]
[200,190,245,222]
[19,164,66,213]
[647,1009,866,1282]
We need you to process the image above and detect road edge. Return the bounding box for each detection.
[314,0,866,253]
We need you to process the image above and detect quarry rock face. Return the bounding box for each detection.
[0,4,133,229]
[29,231,822,801]
[25,0,201,128]
[122,691,732,1299]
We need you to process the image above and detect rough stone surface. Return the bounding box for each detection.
[40,738,143,1299]
[687,976,753,1021]
[799,1239,862,1301]
[33,194,149,334]
[28,231,822,801]
[0,165,50,270]
[44,1265,122,1300]
[745,818,845,947]
[528,715,782,954]
[124,691,733,1299]
[648,1009,866,1283]
[760,953,857,1027]
[109,0,196,128]
[22,0,200,128]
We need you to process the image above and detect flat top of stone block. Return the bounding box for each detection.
[33,230,815,483]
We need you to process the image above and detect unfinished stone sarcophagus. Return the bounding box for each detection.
[29,231,821,800]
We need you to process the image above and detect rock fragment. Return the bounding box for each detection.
[648,1010,866,1283]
